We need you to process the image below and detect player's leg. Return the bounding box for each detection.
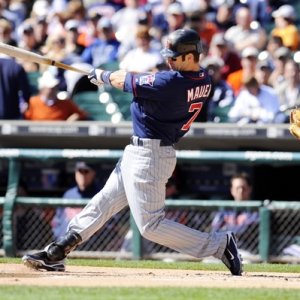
[23,158,128,271]
[122,140,242,275]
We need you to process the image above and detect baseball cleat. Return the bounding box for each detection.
[221,232,243,276]
[22,251,65,272]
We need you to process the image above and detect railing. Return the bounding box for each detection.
[1,149,300,262]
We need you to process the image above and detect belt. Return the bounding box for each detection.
[130,137,173,147]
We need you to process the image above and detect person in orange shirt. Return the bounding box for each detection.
[226,46,259,96]
[24,71,88,121]
[188,9,219,52]
[270,5,299,51]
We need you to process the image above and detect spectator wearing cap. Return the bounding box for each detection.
[64,19,85,56]
[208,33,242,80]
[17,22,42,72]
[270,5,299,51]
[262,35,284,71]
[268,46,291,87]
[24,71,88,121]
[228,75,280,124]
[274,59,300,123]
[165,2,186,33]
[51,162,101,239]
[81,17,120,68]
[224,6,266,53]
[227,46,259,96]
[255,60,272,87]
[119,26,164,72]
[200,56,235,123]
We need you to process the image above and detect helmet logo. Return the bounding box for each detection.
[167,40,171,49]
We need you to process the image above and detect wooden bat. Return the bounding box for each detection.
[0,42,89,75]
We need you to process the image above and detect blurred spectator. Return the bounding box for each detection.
[40,32,67,73]
[66,0,88,33]
[188,9,218,51]
[254,60,272,87]
[52,161,120,251]
[260,35,284,71]
[64,19,85,57]
[165,2,186,33]
[111,0,141,42]
[274,59,300,123]
[0,50,31,119]
[224,6,266,53]
[211,172,259,251]
[81,17,120,68]
[77,11,102,48]
[228,75,280,124]
[54,19,86,92]
[201,56,235,123]
[24,71,88,121]
[17,23,43,72]
[0,0,23,41]
[152,0,178,37]
[52,162,101,239]
[227,46,258,96]
[270,4,299,51]
[208,32,242,80]
[0,18,16,46]
[34,15,49,51]
[214,2,235,32]
[268,46,291,87]
[117,8,162,61]
[119,26,164,72]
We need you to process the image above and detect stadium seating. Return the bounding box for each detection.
[73,91,124,122]
[26,71,41,96]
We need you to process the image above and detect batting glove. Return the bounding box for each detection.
[88,69,104,86]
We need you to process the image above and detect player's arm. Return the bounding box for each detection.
[88,69,155,90]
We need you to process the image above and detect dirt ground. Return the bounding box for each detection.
[0,264,300,289]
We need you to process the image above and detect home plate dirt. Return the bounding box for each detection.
[0,264,300,289]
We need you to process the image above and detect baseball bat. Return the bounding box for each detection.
[0,42,89,75]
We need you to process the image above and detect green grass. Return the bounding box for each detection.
[0,286,299,300]
[2,257,300,273]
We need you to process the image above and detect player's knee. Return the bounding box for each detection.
[47,230,82,261]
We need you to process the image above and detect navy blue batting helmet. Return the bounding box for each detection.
[160,29,203,58]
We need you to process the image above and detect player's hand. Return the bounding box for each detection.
[88,69,104,86]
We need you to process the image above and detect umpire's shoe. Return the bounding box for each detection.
[22,251,65,272]
[221,232,243,276]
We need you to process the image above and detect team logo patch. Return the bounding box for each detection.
[139,75,155,87]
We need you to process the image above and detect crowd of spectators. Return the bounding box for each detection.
[1,0,300,123]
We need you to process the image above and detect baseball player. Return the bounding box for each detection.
[22,29,242,276]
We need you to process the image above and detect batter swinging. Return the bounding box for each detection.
[22,29,242,276]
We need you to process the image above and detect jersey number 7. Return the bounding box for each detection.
[181,102,203,131]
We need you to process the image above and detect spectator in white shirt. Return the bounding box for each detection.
[228,75,280,124]
[119,26,164,72]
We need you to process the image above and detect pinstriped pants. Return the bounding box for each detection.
[69,137,227,259]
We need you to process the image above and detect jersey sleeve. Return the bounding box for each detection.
[123,71,173,101]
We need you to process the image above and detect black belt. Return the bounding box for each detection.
[130,137,173,147]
